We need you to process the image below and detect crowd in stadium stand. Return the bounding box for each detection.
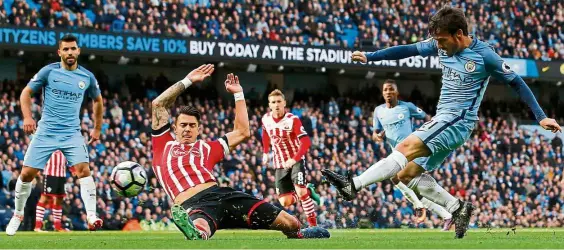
[1,0,563,60]
[1,74,563,231]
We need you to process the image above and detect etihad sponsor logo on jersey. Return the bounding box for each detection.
[440,64,473,84]
[383,119,406,131]
[51,88,83,101]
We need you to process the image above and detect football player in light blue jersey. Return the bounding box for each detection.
[6,34,105,236]
[372,80,453,230]
[323,6,561,238]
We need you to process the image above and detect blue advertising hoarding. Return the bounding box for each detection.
[0,27,543,78]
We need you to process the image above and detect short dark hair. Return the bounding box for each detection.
[383,79,396,85]
[175,106,201,124]
[428,6,468,36]
[59,34,78,48]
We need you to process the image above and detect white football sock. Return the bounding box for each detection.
[395,181,424,209]
[353,150,407,189]
[14,177,32,216]
[422,198,452,220]
[408,173,460,214]
[79,176,97,218]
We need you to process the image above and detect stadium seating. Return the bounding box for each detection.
[0,0,563,60]
[1,76,563,231]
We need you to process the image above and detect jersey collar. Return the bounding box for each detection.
[271,111,286,123]
[468,35,477,50]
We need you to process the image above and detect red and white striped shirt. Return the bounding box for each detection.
[262,112,308,169]
[44,150,68,177]
[151,126,229,200]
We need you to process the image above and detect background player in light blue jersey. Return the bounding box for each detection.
[6,34,105,236]
[323,6,561,239]
[372,79,453,230]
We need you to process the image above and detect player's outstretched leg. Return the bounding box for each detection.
[171,205,208,240]
[6,167,40,236]
[322,150,408,201]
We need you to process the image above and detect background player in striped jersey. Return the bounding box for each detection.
[151,65,329,240]
[35,150,74,232]
[372,80,453,230]
[261,89,320,227]
[7,34,104,236]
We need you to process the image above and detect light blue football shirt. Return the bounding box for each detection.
[27,62,101,135]
[373,101,426,148]
[416,37,518,121]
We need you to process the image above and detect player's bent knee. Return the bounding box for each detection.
[20,167,39,182]
[72,163,91,178]
[396,135,430,160]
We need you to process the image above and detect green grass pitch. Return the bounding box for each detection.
[2,229,564,249]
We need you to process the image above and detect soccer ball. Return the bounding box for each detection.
[110,161,147,197]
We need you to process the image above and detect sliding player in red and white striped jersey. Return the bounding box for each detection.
[35,150,74,232]
[151,65,329,240]
[261,89,319,227]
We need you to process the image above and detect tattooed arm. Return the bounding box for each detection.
[151,82,184,130]
[151,64,215,130]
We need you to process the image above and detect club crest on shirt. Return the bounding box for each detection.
[464,61,476,72]
[281,120,292,130]
[171,145,188,157]
[78,81,86,89]
[398,113,405,119]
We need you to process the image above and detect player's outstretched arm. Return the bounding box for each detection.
[508,76,561,133]
[223,73,251,151]
[352,44,421,63]
[151,64,214,130]
[20,86,36,134]
[352,38,438,63]
[483,50,561,133]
